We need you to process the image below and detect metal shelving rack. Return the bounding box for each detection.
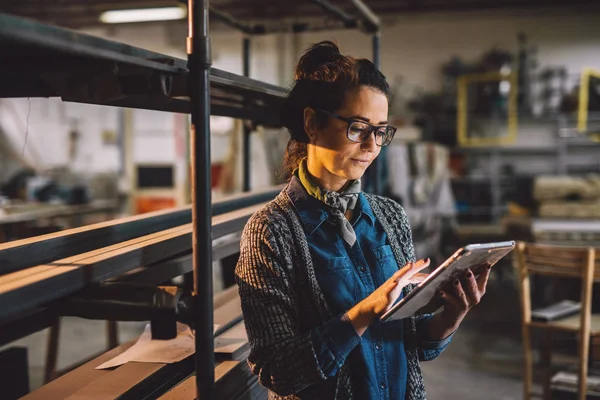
[452,115,600,223]
[0,1,384,398]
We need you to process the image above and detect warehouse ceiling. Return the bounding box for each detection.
[1,0,599,29]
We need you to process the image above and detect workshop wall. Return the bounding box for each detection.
[298,10,600,92]
[0,9,598,182]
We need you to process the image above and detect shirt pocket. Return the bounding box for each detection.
[373,244,404,280]
[315,257,359,313]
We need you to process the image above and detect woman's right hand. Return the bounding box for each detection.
[347,258,431,335]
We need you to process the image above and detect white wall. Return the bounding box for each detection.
[1,10,599,182]
[0,99,120,175]
[296,11,600,92]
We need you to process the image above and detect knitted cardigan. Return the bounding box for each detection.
[235,185,429,400]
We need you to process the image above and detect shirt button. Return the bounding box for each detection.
[380,383,387,390]
[375,343,382,350]
[360,266,366,272]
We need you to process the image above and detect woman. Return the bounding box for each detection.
[235,41,490,400]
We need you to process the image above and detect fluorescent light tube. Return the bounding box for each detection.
[100,7,187,24]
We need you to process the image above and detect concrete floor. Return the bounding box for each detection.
[4,270,527,399]
[421,278,525,400]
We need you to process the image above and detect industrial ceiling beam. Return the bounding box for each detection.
[308,0,357,29]
[350,0,380,32]
[209,6,254,35]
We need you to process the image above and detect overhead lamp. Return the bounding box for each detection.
[99,6,187,24]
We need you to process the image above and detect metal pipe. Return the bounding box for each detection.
[249,22,362,35]
[242,36,251,192]
[371,32,381,195]
[372,32,381,70]
[209,6,254,35]
[243,36,250,77]
[350,0,380,31]
[309,0,357,28]
[187,0,215,398]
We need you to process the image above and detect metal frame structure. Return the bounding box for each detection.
[0,1,383,398]
[456,71,519,147]
[211,0,383,192]
[188,1,381,396]
[577,67,600,142]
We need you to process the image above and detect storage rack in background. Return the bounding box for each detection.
[0,1,384,399]
[210,0,384,193]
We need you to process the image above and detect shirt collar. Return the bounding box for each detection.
[287,176,376,233]
[286,176,329,235]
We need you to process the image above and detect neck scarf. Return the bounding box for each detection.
[296,158,361,246]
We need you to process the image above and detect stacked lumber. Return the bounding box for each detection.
[22,286,260,400]
[0,203,265,321]
[534,175,600,218]
[0,187,281,398]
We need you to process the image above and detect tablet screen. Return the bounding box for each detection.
[380,241,515,322]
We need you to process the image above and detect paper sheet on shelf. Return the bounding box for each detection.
[96,323,219,370]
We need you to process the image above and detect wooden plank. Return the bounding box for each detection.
[0,206,191,276]
[515,241,533,400]
[525,244,588,261]
[0,186,280,276]
[22,342,135,400]
[527,265,583,278]
[0,204,262,320]
[215,321,249,361]
[0,200,117,225]
[0,265,57,286]
[157,374,197,400]
[157,360,245,400]
[24,289,244,400]
[526,256,582,269]
[214,285,240,309]
[47,296,246,400]
[0,227,192,320]
[64,362,164,400]
[214,294,242,327]
[109,233,240,286]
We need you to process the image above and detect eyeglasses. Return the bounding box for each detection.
[316,109,397,147]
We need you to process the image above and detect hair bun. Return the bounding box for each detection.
[295,41,344,81]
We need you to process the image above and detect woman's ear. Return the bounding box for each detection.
[303,107,318,142]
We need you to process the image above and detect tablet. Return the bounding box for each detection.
[380,241,516,322]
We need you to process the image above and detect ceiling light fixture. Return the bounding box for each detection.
[99,7,187,24]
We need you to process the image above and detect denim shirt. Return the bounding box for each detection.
[287,177,453,400]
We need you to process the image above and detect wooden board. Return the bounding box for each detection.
[157,360,250,400]
[109,233,240,286]
[215,321,249,361]
[0,206,191,276]
[0,200,118,225]
[22,342,135,400]
[64,362,164,400]
[0,204,262,320]
[25,291,247,400]
[0,186,280,276]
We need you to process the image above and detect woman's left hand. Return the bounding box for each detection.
[438,264,491,326]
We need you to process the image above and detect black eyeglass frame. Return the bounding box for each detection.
[316,109,397,147]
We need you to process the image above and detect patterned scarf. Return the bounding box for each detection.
[295,158,361,246]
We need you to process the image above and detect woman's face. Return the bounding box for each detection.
[305,85,388,191]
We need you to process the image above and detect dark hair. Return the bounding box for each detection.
[280,40,390,180]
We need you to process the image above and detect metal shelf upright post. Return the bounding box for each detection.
[243,36,252,192]
[371,29,382,194]
[188,0,215,398]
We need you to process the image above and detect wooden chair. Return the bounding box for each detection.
[515,242,600,400]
